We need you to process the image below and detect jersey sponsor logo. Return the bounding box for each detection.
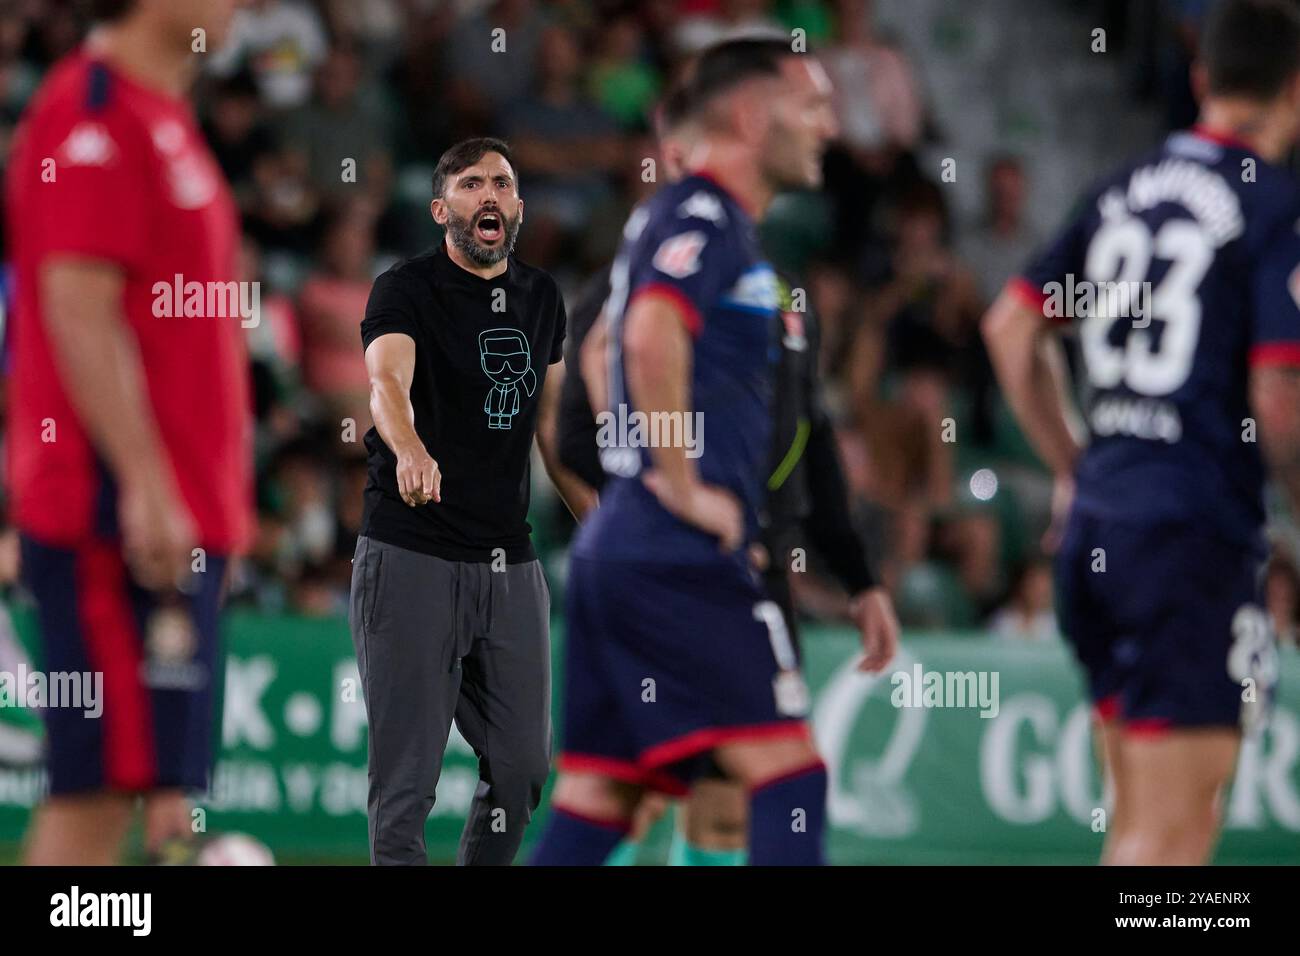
[142,605,207,691]
[57,121,116,167]
[780,310,807,351]
[150,119,185,156]
[599,445,641,478]
[165,152,219,209]
[722,264,779,313]
[677,191,727,225]
[652,230,707,279]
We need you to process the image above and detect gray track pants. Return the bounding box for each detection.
[349,536,552,865]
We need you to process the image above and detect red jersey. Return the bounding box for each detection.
[5,49,252,552]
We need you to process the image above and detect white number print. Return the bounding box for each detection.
[754,601,810,717]
[1228,604,1280,731]
[1080,215,1213,396]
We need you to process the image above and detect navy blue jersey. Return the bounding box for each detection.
[1012,127,1300,552]
[574,173,779,564]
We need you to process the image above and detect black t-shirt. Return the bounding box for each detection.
[359,243,566,563]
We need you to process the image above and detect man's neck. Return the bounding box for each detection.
[87,20,193,99]
[444,237,508,280]
[1197,98,1292,163]
[683,139,774,222]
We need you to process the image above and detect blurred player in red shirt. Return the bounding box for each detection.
[4,0,250,863]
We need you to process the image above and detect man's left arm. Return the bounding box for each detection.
[538,356,598,521]
[800,378,899,673]
[536,286,597,521]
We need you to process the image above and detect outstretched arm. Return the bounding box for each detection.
[365,332,440,507]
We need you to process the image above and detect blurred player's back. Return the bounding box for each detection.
[1012,128,1300,554]
[986,0,1300,867]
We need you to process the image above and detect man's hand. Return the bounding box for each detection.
[396,445,441,507]
[1041,473,1075,554]
[119,474,196,591]
[848,587,900,673]
[644,472,743,552]
[143,790,193,854]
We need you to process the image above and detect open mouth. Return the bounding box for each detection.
[475,211,503,243]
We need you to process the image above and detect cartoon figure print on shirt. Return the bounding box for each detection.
[479,328,536,429]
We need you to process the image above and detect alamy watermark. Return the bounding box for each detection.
[152,274,260,328]
[890,664,1000,718]
[1042,273,1152,326]
[596,403,704,475]
[0,665,102,718]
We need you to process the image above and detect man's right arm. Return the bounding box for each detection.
[1251,365,1300,513]
[41,258,193,588]
[1249,221,1300,518]
[623,292,742,550]
[981,286,1084,478]
[364,332,440,507]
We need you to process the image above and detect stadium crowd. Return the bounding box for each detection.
[0,0,1297,646]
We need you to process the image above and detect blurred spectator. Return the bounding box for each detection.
[820,0,928,267]
[281,44,395,204]
[840,318,940,593]
[1157,0,1208,130]
[863,182,989,446]
[588,13,660,129]
[673,0,786,55]
[445,0,549,135]
[210,0,329,111]
[22,0,79,70]
[504,23,623,270]
[390,5,455,166]
[989,559,1058,642]
[823,0,924,158]
[1267,547,1300,648]
[240,235,302,458]
[959,155,1043,305]
[0,13,38,165]
[320,0,405,71]
[243,147,322,256]
[296,201,378,436]
[202,71,277,204]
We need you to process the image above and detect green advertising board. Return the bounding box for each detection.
[2,609,1298,864]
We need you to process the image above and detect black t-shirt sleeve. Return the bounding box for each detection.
[360,270,422,350]
[549,283,567,364]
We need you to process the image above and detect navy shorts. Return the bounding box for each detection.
[558,554,812,794]
[20,534,228,795]
[1054,511,1277,733]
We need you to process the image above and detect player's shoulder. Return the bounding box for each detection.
[368,251,439,309]
[627,175,751,278]
[19,49,151,162]
[647,175,740,233]
[26,49,144,129]
[504,253,562,298]
[377,249,437,284]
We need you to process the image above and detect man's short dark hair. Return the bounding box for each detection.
[431,137,513,198]
[685,37,799,114]
[654,81,695,138]
[1201,0,1300,99]
[84,0,136,22]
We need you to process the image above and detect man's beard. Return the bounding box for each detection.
[445,206,521,267]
